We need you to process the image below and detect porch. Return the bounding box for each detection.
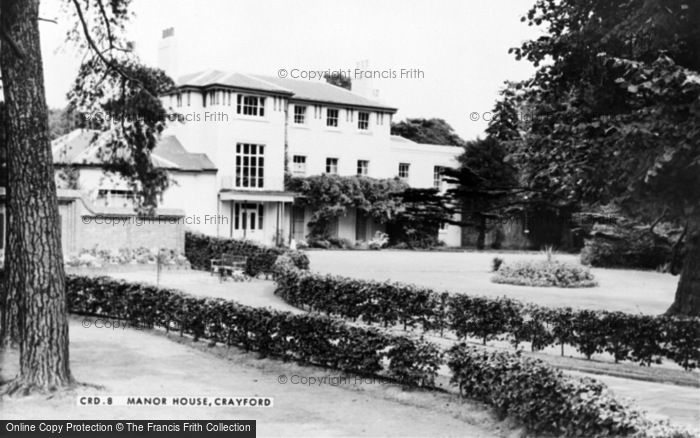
[219,190,296,247]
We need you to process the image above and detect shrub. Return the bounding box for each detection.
[66,275,436,386]
[491,256,504,272]
[185,231,308,276]
[273,265,699,370]
[580,224,675,271]
[492,259,598,288]
[447,344,643,436]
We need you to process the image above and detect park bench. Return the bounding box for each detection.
[210,254,249,282]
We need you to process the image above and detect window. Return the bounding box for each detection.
[398,163,410,180]
[292,155,307,175]
[357,160,369,176]
[326,108,339,127]
[235,143,265,188]
[433,166,445,190]
[294,105,307,124]
[237,94,266,117]
[97,189,135,207]
[358,112,369,130]
[326,158,338,174]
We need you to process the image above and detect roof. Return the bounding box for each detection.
[251,75,396,112]
[177,70,293,95]
[52,130,216,172]
[175,69,396,112]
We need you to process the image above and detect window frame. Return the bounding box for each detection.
[325,157,339,175]
[235,143,265,189]
[293,105,307,124]
[398,162,410,180]
[358,111,369,130]
[357,160,369,176]
[326,108,339,127]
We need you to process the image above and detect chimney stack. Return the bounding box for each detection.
[351,59,380,100]
[158,27,179,81]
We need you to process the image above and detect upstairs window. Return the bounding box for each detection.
[237,94,266,117]
[357,160,369,176]
[398,163,410,180]
[326,108,339,127]
[236,143,265,188]
[292,155,307,175]
[358,112,369,130]
[326,158,338,175]
[294,105,307,124]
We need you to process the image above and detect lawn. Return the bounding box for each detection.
[306,250,678,315]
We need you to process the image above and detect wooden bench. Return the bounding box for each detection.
[210,254,249,282]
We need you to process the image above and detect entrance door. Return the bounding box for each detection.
[233,202,264,242]
[291,206,306,242]
[355,210,368,241]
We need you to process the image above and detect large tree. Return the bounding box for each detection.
[1,0,71,393]
[496,0,700,315]
[0,0,173,394]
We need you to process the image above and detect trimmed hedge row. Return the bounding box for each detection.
[274,268,700,370]
[185,231,309,276]
[63,274,692,437]
[66,275,439,387]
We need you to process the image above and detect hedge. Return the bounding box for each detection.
[184,231,309,276]
[62,274,692,437]
[274,268,700,370]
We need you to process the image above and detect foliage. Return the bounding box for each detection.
[184,232,308,276]
[65,275,438,386]
[274,266,700,370]
[287,174,407,239]
[390,118,466,147]
[491,257,504,272]
[443,137,521,250]
[492,0,700,314]
[387,188,452,248]
[65,247,189,268]
[68,59,174,213]
[491,260,598,288]
[324,72,351,90]
[447,344,643,437]
[61,274,690,436]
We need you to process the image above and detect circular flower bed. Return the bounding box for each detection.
[492,260,597,288]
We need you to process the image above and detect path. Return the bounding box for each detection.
[1,318,502,438]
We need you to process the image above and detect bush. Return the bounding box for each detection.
[491,260,598,288]
[491,257,504,272]
[580,225,675,270]
[66,274,436,386]
[185,231,308,276]
[447,344,642,436]
[273,265,700,370]
[63,274,691,437]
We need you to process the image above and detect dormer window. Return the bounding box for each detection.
[326,108,339,127]
[237,94,266,117]
[358,112,369,130]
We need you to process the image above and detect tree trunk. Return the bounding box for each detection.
[0,0,73,393]
[476,215,486,250]
[667,220,700,317]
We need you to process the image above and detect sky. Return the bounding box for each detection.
[38,0,542,141]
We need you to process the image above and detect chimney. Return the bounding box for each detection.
[351,59,380,100]
[158,27,179,81]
